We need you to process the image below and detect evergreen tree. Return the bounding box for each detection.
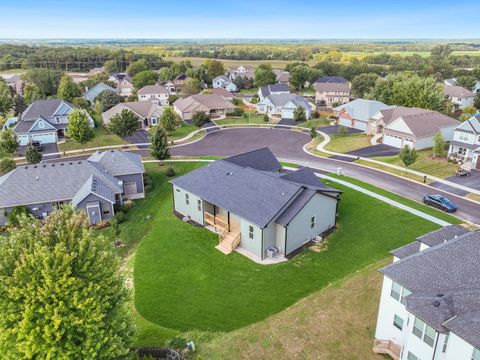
[25,146,42,164]
[0,207,135,359]
[160,107,177,132]
[108,109,139,146]
[150,125,170,160]
[67,109,95,151]
[263,113,269,123]
[310,126,317,139]
[293,106,307,123]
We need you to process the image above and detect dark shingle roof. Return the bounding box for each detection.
[390,241,421,259]
[280,167,341,193]
[416,225,469,247]
[88,150,145,176]
[21,99,69,121]
[224,148,282,172]
[316,76,348,84]
[268,83,290,92]
[276,188,316,226]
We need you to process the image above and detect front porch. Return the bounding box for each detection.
[203,207,241,255]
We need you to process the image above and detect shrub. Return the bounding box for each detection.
[114,211,126,224]
[192,111,210,127]
[337,125,347,137]
[232,98,242,106]
[6,206,29,227]
[263,114,269,123]
[227,108,245,117]
[165,167,176,177]
[312,110,320,119]
[166,337,187,350]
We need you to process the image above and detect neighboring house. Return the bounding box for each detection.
[445,78,480,93]
[373,225,480,360]
[173,74,189,93]
[67,72,89,84]
[257,83,290,100]
[443,85,475,110]
[163,81,177,95]
[0,150,145,226]
[273,69,290,85]
[102,100,165,129]
[173,93,235,121]
[211,87,235,101]
[256,93,312,119]
[82,82,119,104]
[13,99,94,146]
[212,75,237,92]
[1,74,24,95]
[334,99,392,132]
[314,76,351,107]
[447,114,480,170]
[2,117,18,130]
[228,65,255,80]
[380,108,460,150]
[170,148,341,261]
[137,84,170,105]
[108,73,134,96]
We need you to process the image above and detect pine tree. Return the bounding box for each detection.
[0,207,135,359]
[150,125,170,160]
[310,126,317,139]
[293,106,307,123]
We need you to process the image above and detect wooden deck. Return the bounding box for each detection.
[204,212,241,254]
[373,339,401,360]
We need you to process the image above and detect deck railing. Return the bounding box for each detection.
[204,212,228,228]
[373,339,401,360]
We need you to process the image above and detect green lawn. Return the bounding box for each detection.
[215,113,273,125]
[59,126,123,152]
[299,116,331,129]
[167,122,197,141]
[371,149,458,179]
[324,133,372,153]
[131,163,443,335]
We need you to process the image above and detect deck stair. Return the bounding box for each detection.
[215,231,241,255]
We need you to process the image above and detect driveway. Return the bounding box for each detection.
[320,125,363,135]
[275,118,297,128]
[430,169,480,195]
[17,143,59,158]
[127,130,150,144]
[346,144,400,158]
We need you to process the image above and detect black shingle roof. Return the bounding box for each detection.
[224,148,281,172]
[416,225,469,247]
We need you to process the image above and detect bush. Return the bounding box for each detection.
[166,337,187,350]
[232,98,242,106]
[0,157,15,175]
[114,211,126,224]
[227,108,245,117]
[337,125,347,137]
[312,110,320,119]
[6,206,29,227]
[165,167,176,177]
[263,114,269,123]
[192,111,210,127]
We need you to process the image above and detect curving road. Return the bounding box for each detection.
[171,128,480,225]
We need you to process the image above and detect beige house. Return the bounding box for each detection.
[173,93,235,121]
[102,100,165,129]
[137,84,170,105]
[314,76,350,108]
[443,85,476,110]
[108,73,134,97]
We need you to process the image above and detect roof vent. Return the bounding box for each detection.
[24,166,28,169]
[282,192,285,196]
[33,165,37,168]
[437,293,444,297]
[35,176,39,181]
[60,163,64,166]
[78,161,82,164]
[43,164,46,168]
[433,300,441,307]
[69,162,73,165]
[51,164,55,167]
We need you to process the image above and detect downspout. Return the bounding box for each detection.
[261,228,264,261]
[431,333,440,360]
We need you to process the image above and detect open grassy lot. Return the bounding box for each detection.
[299,117,331,129]
[132,163,442,334]
[59,125,123,152]
[324,133,372,153]
[371,149,458,179]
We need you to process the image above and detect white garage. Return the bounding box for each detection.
[31,132,57,144]
[383,134,405,148]
[282,108,295,119]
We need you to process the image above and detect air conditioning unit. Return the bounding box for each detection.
[266,246,278,258]
[313,235,323,244]
[182,215,191,222]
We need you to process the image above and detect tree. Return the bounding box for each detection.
[126,59,150,77]
[25,146,42,164]
[351,73,380,98]
[205,59,225,82]
[399,145,418,170]
[0,207,134,359]
[0,78,13,116]
[133,70,159,90]
[104,59,119,74]
[111,218,121,244]
[183,78,202,96]
[161,107,176,132]
[67,109,95,151]
[192,111,210,127]
[368,74,445,112]
[337,125,347,137]
[150,125,170,160]
[475,93,480,110]
[456,75,476,90]
[0,128,19,155]
[254,64,276,87]
[310,126,317,139]
[72,97,91,110]
[289,65,311,90]
[24,68,63,96]
[96,90,121,112]
[293,106,306,123]
[23,83,42,104]
[433,131,447,158]
[157,67,174,82]
[263,114,269,123]
[12,95,26,116]
[57,74,81,102]
[108,109,139,146]
[0,157,15,175]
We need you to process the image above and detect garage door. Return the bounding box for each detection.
[338,117,353,128]
[17,135,29,146]
[383,134,403,148]
[403,139,414,149]
[282,109,294,119]
[124,182,138,196]
[31,132,57,144]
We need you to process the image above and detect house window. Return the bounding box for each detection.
[52,200,66,209]
[197,200,202,212]
[393,314,404,330]
[459,133,469,142]
[407,352,419,360]
[39,121,44,129]
[310,215,316,229]
[185,193,189,205]
[442,334,449,353]
[472,348,480,360]
[390,281,411,303]
[412,317,436,347]
[151,117,158,125]
[248,225,254,239]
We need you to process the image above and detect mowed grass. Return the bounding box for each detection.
[215,113,275,125]
[324,133,372,153]
[167,122,197,141]
[371,149,458,179]
[133,163,442,333]
[59,125,123,152]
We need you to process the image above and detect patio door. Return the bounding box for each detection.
[229,214,241,233]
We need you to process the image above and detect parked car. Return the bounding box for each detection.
[423,194,458,212]
[31,140,42,152]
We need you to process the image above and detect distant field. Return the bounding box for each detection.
[165,56,304,69]
[0,68,25,75]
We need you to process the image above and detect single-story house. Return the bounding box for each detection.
[137,84,170,105]
[274,69,290,85]
[212,75,237,92]
[173,93,235,121]
[108,73,134,97]
[170,148,341,261]
[256,93,312,119]
[447,114,480,169]
[314,76,350,107]
[380,108,460,150]
[102,100,165,129]
[334,99,392,132]
[445,77,480,93]
[258,83,290,100]
[13,99,94,146]
[444,85,476,110]
[0,150,145,226]
[82,82,119,104]
[211,87,235,101]
[228,65,255,80]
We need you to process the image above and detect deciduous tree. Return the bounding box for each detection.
[433,131,447,158]
[161,107,176,132]
[254,64,276,87]
[133,70,159,90]
[0,128,19,155]
[67,109,95,151]
[0,157,15,175]
[0,78,13,116]
[25,146,42,164]
[57,74,82,102]
[351,73,379,98]
[24,68,63,96]
[192,111,210,127]
[96,90,121,111]
[12,95,26,116]
[399,145,418,170]
[126,59,149,77]
[108,109,139,146]
[23,83,42,104]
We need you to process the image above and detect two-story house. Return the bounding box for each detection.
[13,99,94,146]
[137,84,170,105]
[447,115,480,169]
[108,73,134,97]
[212,75,237,92]
[443,85,475,110]
[314,76,350,108]
[228,65,255,80]
[374,225,480,360]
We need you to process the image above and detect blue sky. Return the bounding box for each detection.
[1,0,479,39]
